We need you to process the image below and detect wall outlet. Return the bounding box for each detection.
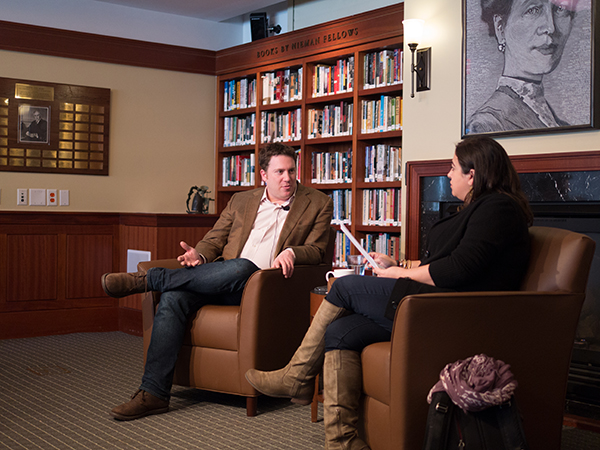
[17,189,27,206]
[47,189,58,206]
[29,189,46,206]
[59,190,69,206]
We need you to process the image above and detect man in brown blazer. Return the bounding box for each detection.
[101,143,333,421]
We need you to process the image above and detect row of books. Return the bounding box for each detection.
[262,68,303,105]
[360,232,401,261]
[222,47,401,111]
[334,231,401,268]
[333,230,352,268]
[364,144,402,182]
[363,49,403,89]
[310,149,352,184]
[223,114,256,147]
[312,56,355,97]
[307,102,354,139]
[360,95,402,134]
[330,189,352,225]
[224,77,257,112]
[221,154,255,187]
[260,109,302,144]
[362,188,401,226]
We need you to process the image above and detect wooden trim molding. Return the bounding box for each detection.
[405,150,600,259]
[0,20,216,75]
[216,4,404,75]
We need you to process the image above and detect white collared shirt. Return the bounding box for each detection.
[239,189,295,269]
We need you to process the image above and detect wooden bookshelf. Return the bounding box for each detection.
[215,4,404,266]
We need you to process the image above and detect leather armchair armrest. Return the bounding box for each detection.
[238,264,331,372]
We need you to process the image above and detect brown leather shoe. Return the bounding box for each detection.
[110,389,169,421]
[101,271,147,298]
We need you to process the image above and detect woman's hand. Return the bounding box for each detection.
[368,252,396,269]
[372,265,408,279]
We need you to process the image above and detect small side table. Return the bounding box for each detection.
[310,285,328,422]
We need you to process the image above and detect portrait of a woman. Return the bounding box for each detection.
[464,0,590,135]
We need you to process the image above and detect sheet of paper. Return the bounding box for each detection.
[339,223,380,269]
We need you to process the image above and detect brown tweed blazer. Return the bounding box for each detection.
[195,183,333,265]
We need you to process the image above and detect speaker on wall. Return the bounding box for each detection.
[250,13,268,41]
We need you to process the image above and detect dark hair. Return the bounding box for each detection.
[258,143,296,171]
[480,0,577,36]
[480,0,513,36]
[455,136,533,224]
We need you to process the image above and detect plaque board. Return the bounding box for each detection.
[0,77,110,175]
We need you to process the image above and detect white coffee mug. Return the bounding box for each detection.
[325,268,354,282]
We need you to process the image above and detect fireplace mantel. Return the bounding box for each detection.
[405,150,600,259]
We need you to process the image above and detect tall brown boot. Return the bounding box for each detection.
[245,300,346,405]
[324,350,369,450]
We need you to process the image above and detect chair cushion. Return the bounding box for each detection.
[184,305,239,351]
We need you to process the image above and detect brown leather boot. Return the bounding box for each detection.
[245,300,346,405]
[101,271,147,298]
[324,350,369,450]
[110,389,169,421]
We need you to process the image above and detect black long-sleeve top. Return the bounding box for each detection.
[386,191,530,319]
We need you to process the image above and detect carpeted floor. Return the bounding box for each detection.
[0,332,599,449]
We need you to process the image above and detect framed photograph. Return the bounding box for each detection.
[462,0,598,137]
[18,104,50,144]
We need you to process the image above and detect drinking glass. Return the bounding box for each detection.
[347,254,365,275]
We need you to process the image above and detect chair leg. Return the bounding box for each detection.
[246,397,257,417]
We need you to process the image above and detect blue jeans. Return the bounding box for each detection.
[140,258,259,401]
[324,275,396,353]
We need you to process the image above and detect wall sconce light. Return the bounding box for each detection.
[402,19,431,98]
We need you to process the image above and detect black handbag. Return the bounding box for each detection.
[422,390,529,450]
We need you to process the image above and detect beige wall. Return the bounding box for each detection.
[1,50,216,213]
[401,0,600,250]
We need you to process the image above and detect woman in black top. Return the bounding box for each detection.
[246,136,532,449]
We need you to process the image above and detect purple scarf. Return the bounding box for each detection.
[427,354,518,412]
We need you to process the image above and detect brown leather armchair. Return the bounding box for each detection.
[139,228,334,416]
[359,226,595,450]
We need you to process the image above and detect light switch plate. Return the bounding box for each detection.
[59,190,69,206]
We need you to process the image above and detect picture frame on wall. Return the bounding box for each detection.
[18,104,50,144]
[462,0,598,137]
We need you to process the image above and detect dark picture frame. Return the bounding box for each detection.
[18,104,50,144]
[462,0,599,137]
[1,77,110,175]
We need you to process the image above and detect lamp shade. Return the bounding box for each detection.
[402,19,425,45]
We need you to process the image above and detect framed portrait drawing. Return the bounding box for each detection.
[18,104,50,144]
[462,0,599,137]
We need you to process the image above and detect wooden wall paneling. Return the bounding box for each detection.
[118,223,158,311]
[0,307,119,340]
[156,226,216,260]
[6,234,59,302]
[0,212,219,338]
[66,234,114,302]
[119,224,158,272]
[0,233,7,307]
